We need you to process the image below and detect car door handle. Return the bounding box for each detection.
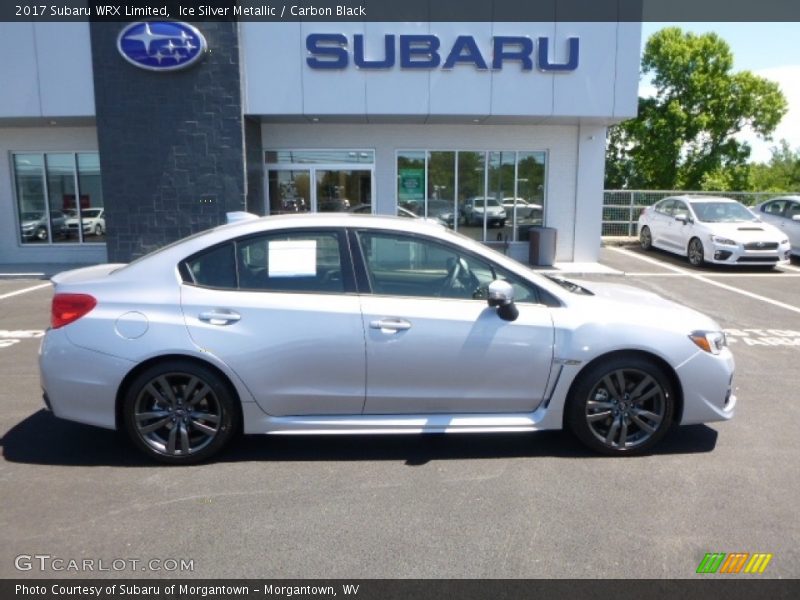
[370,318,412,332]
[198,310,241,326]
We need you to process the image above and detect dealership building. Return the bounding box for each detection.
[0,19,640,267]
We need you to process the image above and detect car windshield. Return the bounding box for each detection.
[21,212,43,220]
[690,201,758,223]
[82,209,102,218]
[474,198,501,207]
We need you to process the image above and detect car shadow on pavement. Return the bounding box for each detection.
[2,410,719,467]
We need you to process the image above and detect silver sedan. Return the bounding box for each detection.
[40,214,736,463]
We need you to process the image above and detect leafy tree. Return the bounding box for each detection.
[747,140,800,192]
[606,27,787,190]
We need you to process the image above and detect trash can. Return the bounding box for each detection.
[528,227,557,266]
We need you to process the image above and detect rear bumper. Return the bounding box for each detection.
[39,328,134,430]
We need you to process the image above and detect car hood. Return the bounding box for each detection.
[566,279,721,331]
[700,221,784,241]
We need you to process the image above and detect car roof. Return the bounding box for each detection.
[664,195,740,203]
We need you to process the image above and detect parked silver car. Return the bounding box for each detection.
[752,196,800,257]
[40,214,736,463]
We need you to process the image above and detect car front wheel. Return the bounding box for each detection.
[122,360,239,464]
[688,237,705,267]
[639,226,652,250]
[566,356,674,455]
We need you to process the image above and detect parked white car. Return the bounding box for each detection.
[638,196,791,267]
[751,196,800,258]
[462,197,507,227]
[41,214,735,463]
[66,208,105,237]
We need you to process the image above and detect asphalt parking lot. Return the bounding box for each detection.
[1,248,798,579]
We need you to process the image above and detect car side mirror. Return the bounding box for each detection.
[675,215,690,224]
[487,280,518,322]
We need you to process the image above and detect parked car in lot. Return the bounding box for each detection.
[638,196,791,267]
[462,197,507,227]
[20,210,67,241]
[502,197,543,223]
[426,199,457,227]
[41,214,736,463]
[66,208,105,237]
[752,196,800,257]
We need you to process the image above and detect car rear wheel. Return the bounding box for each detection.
[639,226,652,250]
[688,237,705,267]
[122,360,239,464]
[566,356,674,455]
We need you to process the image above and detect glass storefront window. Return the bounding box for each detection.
[268,170,311,215]
[14,154,47,243]
[266,150,375,216]
[46,153,77,244]
[316,170,371,212]
[397,150,546,243]
[77,153,106,241]
[397,151,425,216]
[13,152,103,246]
[427,151,456,226]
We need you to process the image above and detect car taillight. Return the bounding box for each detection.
[51,293,97,329]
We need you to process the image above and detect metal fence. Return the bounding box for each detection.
[602,190,800,237]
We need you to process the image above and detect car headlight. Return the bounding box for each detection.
[689,330,727,355]
[710,235,738,246]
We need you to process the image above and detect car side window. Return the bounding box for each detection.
[656,200,675,216]
[786,202,800,219]
[763,200,787,216]
[672,201,689,220]
[237,231,345,293]
[181,231,347,294]
[183,243,237,289]
[356,231,541,303]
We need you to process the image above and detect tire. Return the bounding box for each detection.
[122,360,240,464]
[35,226,48,241]
[94,224,103,236]
[687,237,705,267]
[565,356,675,455]
[639,226,652,251]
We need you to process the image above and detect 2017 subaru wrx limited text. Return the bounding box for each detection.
[40,214,736,463]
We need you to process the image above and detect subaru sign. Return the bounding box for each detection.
[306,34,579,72]
[117,22,208,72]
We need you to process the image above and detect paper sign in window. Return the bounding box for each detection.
[268,240,317,277]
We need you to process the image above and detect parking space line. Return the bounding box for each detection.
[779,263,800,273]
[608,247,800,316]
[623,272,800,278]
[0,283,51,301]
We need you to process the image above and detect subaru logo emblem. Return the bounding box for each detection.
[117,21,207,72]
[756,242,765,248]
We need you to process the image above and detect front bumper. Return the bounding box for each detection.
[676,347,736,424]
[706,240,791,265]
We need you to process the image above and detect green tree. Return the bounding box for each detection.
[606,27,787,190]
[748,140,800,192]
